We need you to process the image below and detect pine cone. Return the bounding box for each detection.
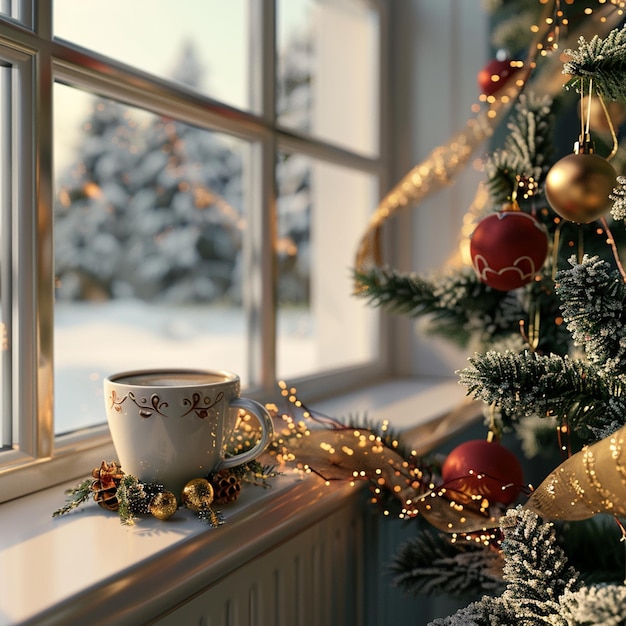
[210,469,242,504]
[91,460,124,511]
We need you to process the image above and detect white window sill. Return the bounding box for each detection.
[0,377,477,626]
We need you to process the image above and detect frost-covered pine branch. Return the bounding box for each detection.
[559,584,626,625]
[555,255,626,373]
[610,176,626,222]
[563,27,626,101]
[430,508,580,626]
[354,265,523,349]
[390,527,505,599]
[458,349,626,439]
[484,93,554,204]
[499,508,581,622]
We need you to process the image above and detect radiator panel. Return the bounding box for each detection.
[154,500,364,626]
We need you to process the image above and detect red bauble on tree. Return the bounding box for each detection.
[477,56,524,97]
[469,209,549,291]
[441,439,524,505]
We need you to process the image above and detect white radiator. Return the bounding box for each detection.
[153,501,365,626]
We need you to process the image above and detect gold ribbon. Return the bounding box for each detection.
[526,423,626,520]
[353,3,621,278]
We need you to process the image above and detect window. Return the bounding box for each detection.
[0,0,388,500]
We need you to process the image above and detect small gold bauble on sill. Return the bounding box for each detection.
[149,491,178,520]
[181,477,215,512]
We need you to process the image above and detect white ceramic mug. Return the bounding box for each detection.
[104,368,274,498]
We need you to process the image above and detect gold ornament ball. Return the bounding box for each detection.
[545,152,617,224]
[181,478,215,512]
[149,491,178,520]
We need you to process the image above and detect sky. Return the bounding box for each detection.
[52,0,308,170]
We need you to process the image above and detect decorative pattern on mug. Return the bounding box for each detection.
[108,390,225,419]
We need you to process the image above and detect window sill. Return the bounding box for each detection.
[0,377,478,626]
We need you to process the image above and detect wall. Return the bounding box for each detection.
[388,0,490,378]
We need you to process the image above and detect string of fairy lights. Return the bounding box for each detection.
[354,0,624,275]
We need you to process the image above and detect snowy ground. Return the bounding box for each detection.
[54,300,315,434]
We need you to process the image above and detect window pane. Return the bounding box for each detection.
[276,152,378,379]
[54,84,249,435]
[277,0,380,157]
[53,0,250,111]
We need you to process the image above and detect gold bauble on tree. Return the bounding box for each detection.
[544,136,617,224]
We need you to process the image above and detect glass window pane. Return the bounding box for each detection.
[276,152,378,379]
[277,0,380,157]
[54,83,249,435]
[53,0,250,111]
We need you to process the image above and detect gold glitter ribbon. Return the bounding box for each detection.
[353,98,514,273]
[526,423,626,520]
[353,3,621,278]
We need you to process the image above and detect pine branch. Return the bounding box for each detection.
[458,349,626,439]
[430,508,580,626]
[428,595,502,626]
[556,255,626,373]
[500,508,581,610]
[559,584,626,624]
[52,478,93,517]
[484,93,554,204]
[390,527,505,599]
[354,266,522,349]
[563,28,626,101]
[115,475,144,525]
[610,175,626,222]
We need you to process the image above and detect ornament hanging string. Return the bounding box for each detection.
[353,2,622,280]
[577,77,626,281]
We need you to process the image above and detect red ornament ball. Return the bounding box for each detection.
[545,152,617,224]
[477,57,523,97]
[441,439,524,505]
[469,210,548,291]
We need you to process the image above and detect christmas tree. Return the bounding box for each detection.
[270,2,626,623]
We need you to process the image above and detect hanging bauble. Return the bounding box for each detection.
[149,491,178,520]
[469,209,549,291]
[477,56,523,97]
[181,477,215,512]
[441,439,524,505]
[544,140,617,224]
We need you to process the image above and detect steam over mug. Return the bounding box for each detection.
[104,368,274,499]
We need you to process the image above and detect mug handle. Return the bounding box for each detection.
[219,397,275,470]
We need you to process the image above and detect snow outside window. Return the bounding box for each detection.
[0,1,388,501]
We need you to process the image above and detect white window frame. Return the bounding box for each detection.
[0,0,392,502]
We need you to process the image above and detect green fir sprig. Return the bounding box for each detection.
[52,478,93,517]
[115,474,146,525]
[563,28,626,101]
[354,265,523,350]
